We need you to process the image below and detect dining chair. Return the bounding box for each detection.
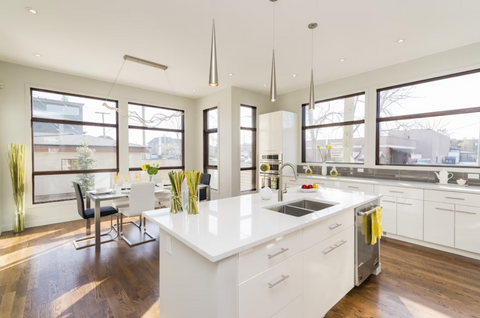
[72,181,119,250]
[200,173,211,201]
[116,181,156,246]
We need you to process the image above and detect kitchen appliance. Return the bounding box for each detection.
[259,154,282,190]
[355,201,381,286]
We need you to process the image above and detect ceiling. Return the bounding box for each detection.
[1,0,480,99]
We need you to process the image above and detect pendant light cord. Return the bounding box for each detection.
[272,2,275,49]
[311,28,314,70]
[104,59,126,103]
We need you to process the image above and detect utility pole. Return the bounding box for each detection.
[95,111,110,137]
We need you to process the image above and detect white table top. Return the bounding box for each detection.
[86,186,170,201]
[143,187,381,262]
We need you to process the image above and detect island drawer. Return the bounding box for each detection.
[303,210,353,250]
[238,230,302,283]
[425,189,479,206]
[239,253,302,318]
[377,185,423,200]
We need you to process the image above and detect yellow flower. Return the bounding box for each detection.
[316,145,321,149]
[141,164,146,171]
[326,144,332,150]
[260,163,271,172]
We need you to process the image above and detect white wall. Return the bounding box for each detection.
[277,41,480,173]
[0,61,196,232]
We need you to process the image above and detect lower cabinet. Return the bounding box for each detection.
[303,226,354,318]
[396,198,424,240]
[380,196,397,234]
[424,201,455,247]
[271,295,302,318]
[455,205,480,254]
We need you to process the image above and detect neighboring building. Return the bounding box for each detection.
[32,97,85,134]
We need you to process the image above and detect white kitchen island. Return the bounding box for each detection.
[143,187,382,318]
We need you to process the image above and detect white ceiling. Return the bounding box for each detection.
[1,0,480,99]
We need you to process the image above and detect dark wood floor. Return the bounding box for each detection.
[1,220,480,318]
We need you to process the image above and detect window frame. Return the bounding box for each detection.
[240,104,257,192]
[301,92,366,164]
[375,68,480,168]
[204,107,218,190]
[30,88,119,204]
[128,102,185,172]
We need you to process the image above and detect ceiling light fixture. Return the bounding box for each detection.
[192,89,196,92]
[340,58,345,62]
[25,7,38,14]
[208,0,219,87]
[293,74,297,77]
[264,84,268,87]
[269,0,278,102]
[229,73,234,76]
[308,23,317,111]
[397,39,404,43]
[33,53,42,57]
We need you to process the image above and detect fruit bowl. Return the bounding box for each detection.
[300,188,319,193]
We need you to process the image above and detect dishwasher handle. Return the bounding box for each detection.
[357,206,382,216]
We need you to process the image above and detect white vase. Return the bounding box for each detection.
[260,186,272,200]
[321,163,327,176]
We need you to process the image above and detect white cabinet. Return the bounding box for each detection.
[303,226,354,318]
[455,205,480,254]
[271,295,302,318]
[380,196,397,234]
[424,201,455,247]
[303,210,354,249]
[259,111,297,165]
[396,198,424,240]
[377,185,423,200]
[338,181,374,193]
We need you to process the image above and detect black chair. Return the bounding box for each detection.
[199,173,211,201]
[72,181,119,250]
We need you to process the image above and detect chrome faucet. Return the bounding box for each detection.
[278,163,298,202]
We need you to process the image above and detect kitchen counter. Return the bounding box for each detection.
[285,173,480,194]
[143,187,381,262]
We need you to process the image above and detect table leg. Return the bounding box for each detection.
[86,197,91,235]
[95,200,101,252]
[207,186,211,201]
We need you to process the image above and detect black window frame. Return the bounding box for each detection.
[127,102,185,172]
[240,104,257,192]
[376,68,480,168]
[204,107,218,190]
[301,92,366,164]
[30,88,119,204]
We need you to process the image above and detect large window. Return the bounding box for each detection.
[240,105,257,192]
[377,69,480,167]
[128,103,185,176]
[204,107,218,190]
[31,89,118,204]
[302,93,365,163]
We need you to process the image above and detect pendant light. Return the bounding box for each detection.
[209,19,218,87]
[269,0,277,102]
[308,23,317,111]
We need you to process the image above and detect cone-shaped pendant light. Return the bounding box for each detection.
[269,0,277,102]
[209,19,218,87]
[308,23,317,111]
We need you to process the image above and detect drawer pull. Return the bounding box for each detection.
[348,186,359,189]
[446,197,465,200]
[322,246,336,255]
[328,223,342,230]
[289,180,297,182]
[456,210,477,215]
[383,200,396,203]
[268,275,290,289]
[435,208,454,212]
[267,248,289,259]
[397,202,412,206]
[390,190,404,193]
[335,240,347,248]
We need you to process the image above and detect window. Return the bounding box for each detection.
[128,103,185,176]
[204,107,218,190]
[31,88,118,204]
[240,105,257,192]
[302,93,365,163]
[377,69,480,167]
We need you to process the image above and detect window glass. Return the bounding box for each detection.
[305,94,365,126]
[128,103,183,130]
[207,108,218,130]
[129,129,183,168]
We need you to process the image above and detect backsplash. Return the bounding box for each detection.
[297,166,480,187]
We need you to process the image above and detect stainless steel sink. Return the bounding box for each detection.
[266,199,337,217]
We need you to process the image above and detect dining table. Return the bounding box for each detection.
[86,184,211,252]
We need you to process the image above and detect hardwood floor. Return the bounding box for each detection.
[1,221,480,318]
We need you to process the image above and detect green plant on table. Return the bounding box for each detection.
[7,144,26,233]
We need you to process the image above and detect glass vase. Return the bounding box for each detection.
[181,179,200,214]
[149,175,154,182]
[13,193,25,233]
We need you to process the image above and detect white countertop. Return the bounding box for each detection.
[143,187,381,263]
[287,174,480,195]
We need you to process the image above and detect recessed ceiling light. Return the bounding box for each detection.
[397,39,404,43]
[33,53,42,57]
[339,58,345,62]
[292,74,297,77]
[229,73,234,76]
[192,89,196,92]
[25,7,38,14]
[263,84,267,87]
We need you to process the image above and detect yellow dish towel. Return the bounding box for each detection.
[371,206,383,245]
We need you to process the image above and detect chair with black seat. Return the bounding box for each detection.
[199,173,211,201]
[72,181,119,250]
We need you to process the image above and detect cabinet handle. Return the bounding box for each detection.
[328,223,342,230]
[390,190,404,193]
[348,186,359,189]
[446,197,465,200]
[267,248,289,259]
[383,200,396,203]
[335,240,347,248]
[456,210,477,215]
[289,180,297,182]
[435,208,454,212]
[322,246,336,255]
[397,202,412,206]
[268,275,290,289]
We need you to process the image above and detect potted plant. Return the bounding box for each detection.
[141,163,160,182]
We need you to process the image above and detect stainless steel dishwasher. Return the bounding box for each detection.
[355,201,381,286]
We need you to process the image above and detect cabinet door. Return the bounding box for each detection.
[424,201,455,247]
[380,196,397,234]
[271,295,302,318]
[396,198,424,240]
[455,205,480,254]
[303,226,354,318]
[269,112,284,153]
[338,182,374,193]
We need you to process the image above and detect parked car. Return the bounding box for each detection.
[416,158,433,165]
